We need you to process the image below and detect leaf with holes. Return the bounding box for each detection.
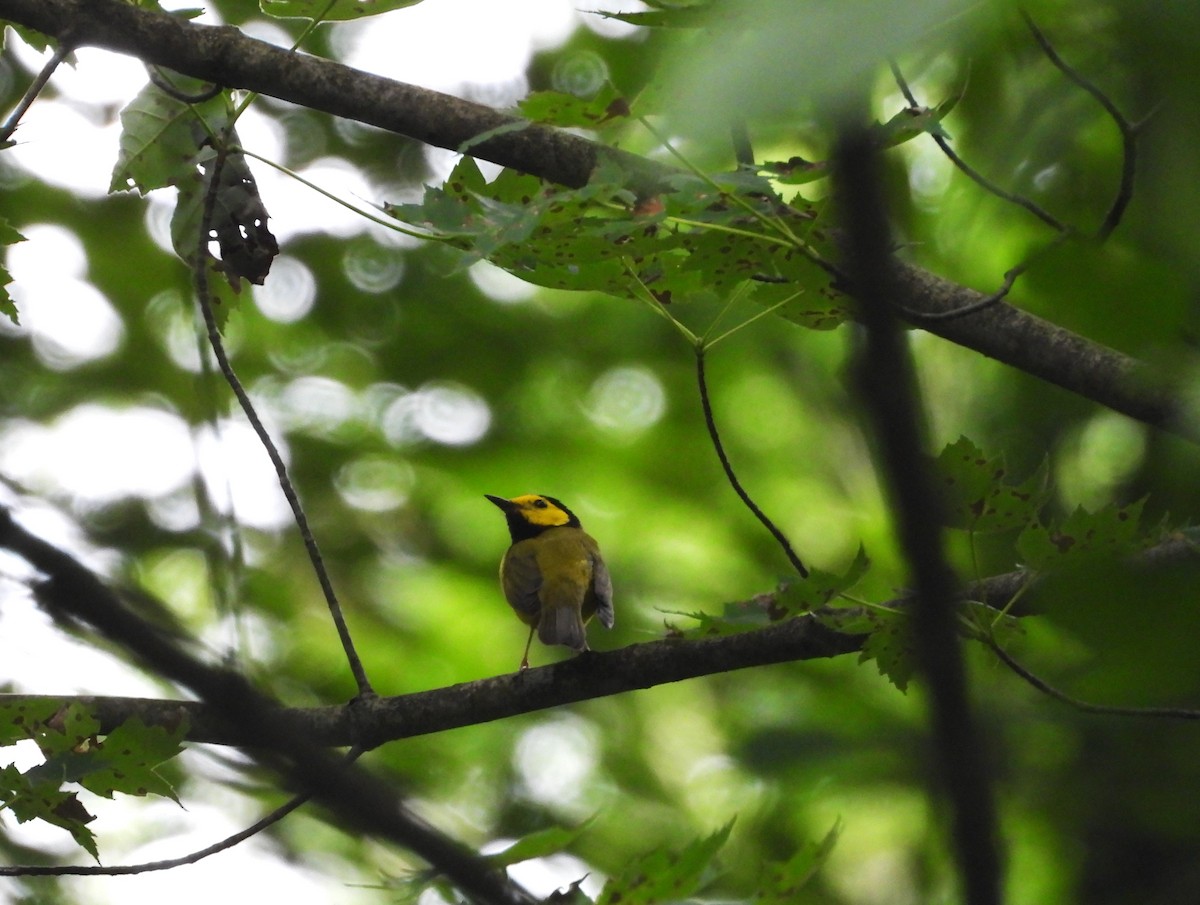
[1017,498,1149,571]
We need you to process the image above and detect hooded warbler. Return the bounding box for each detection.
[486,493,614,670]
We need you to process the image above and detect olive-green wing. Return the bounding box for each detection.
[500,542,542,624]
[590,549,614,629]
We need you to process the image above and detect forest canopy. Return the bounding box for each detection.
[2,2,1200,904]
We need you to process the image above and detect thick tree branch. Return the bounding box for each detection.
[0,0,1190,442]
[4,536,1198,750]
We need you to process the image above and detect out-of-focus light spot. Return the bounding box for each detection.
[333,0,574,94]
[343,239,406,294]
[470,260,536,304]
[253,255,316,322]
[513,715,598,810]
[334,456,415,512]
[1057,412,1146,510]
[551,51,609,97]
[6,102,122,197]
[7,223,87,277]
[145,289,204,372]
[381,382,491,447]
[280,376,358,436]
[0,405,193,503]
[269,157,375,240]
[21,278,123,369]
[579,0,647,37]
[584,365,665,435]
[11,45,147,107]
[146,486,202,533]
[505,853,604,902]
[196,420,293,530]
[144,195,177,255]
[5,224,124,367]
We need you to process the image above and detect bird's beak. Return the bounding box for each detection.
[485,494,512,511]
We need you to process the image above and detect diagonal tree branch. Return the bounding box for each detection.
[0,505,534,905]
[0,0,1190,443]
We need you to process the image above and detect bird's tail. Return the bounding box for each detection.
[538,605,587,651]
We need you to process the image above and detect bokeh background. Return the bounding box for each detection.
[3,1,1200,902]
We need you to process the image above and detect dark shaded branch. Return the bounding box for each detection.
[0,0,1189,445]
[835,126,1002,905]
[0,506,532,905]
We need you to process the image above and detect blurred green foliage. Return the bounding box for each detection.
[4,0,1200,903]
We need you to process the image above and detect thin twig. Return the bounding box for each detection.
[193,139,374,698]
[0,748,364,876]
[695,348,809,579]
[895,231,1070,323]
[986,639,1200,721]
[1020,11,1138,240]
[0,42,71,144]
[888,61,1069,233]
[146,65,223,104]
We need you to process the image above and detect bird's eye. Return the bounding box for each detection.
[533,499,548,508]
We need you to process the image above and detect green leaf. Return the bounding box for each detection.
[0,218,25,324]
[0,698,62,746]
[752,821,841,904]
[77,716,185,802]
[1016,498,1149,571]
[669,548,869,638]
[386,157,840,321]
[875,88,962,147]
[818,604,914,691]
[260,0,424,20]
[110,82,231,194]
[518,85,631,129]
[958,599,1024,648]
[597,820,734,905]
[776,545,870,612]
[484,820,594,868]
[936,436,1049,533]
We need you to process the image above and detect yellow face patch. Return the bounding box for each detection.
[509,494,572,528]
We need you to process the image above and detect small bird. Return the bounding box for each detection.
[485,493,614,670]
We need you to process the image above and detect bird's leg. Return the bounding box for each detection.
[520,625,535,671]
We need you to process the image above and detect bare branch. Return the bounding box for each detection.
[696,348,809,578]
[0,41,71,144]
[1021,11,1139,240]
